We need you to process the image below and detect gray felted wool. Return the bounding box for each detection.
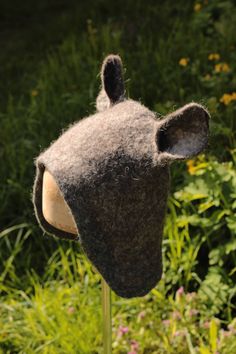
[33,54,210,298]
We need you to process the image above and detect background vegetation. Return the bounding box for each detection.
[0,0,236,352]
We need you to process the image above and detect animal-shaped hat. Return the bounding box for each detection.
[33,54,209,298]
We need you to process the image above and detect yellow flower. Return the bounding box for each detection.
[31,89,39,97]
[179,58,189,67]
[186,160,196,175]
[186,158,207,175]
[220,92,236,105]
[214,63,230,73]
[220,94,231,105]
[194,3,202,12]
[204,74,211,80]
[208,53,220,61]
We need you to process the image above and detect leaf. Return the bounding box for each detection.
[209,318,218,352]
[209,249,223,266]
[199,346,211,354]
[211,121,232,138]
[198,200,216,213]
[175,191,208,202]
[174,179,210,202]
[177,214,212,228]
[214,209,231,222]
[225,239,236,254]
[185,330,196,354]
[198,268,230,315]
[151,289,164,300]
[226,215,236,234]
[229,267,236,276]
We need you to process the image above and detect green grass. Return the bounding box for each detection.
[1,0,236,352]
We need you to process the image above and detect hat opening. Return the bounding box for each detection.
[33,162,78,240]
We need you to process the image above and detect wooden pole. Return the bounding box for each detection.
[102,278,112,354]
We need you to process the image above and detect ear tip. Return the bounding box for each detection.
[184,102,211,119]
[102,54,123,67]
[100,54,125,104]
[101,54,123,78]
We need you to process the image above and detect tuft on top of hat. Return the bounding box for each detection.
[33,54,209,298]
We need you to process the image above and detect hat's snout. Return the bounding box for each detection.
[102,243,163,298]
[110,265,162,298]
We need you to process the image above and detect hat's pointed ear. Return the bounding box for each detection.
[157,103,210,163]
[96,54,125,112]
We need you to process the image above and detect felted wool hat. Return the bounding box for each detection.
[33,54,210,298]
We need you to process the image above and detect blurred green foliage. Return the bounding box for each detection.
[1,0,236,352]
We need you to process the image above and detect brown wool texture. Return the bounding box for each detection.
[33,54,210,298]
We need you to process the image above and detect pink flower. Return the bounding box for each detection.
[186,292,197,302]
[172,311,181,320]
[137,310,146,320]
[203,321,210,329]
[228,324,236,334]
[176,286,184,297]
[221,330,231,337]
[162,319,171,326]
[173,330,185,337]
[131,339,139,351]
[128,351,137,354]
[117,325,129,338]
[189,309,198,317]
[67,307,75,314]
